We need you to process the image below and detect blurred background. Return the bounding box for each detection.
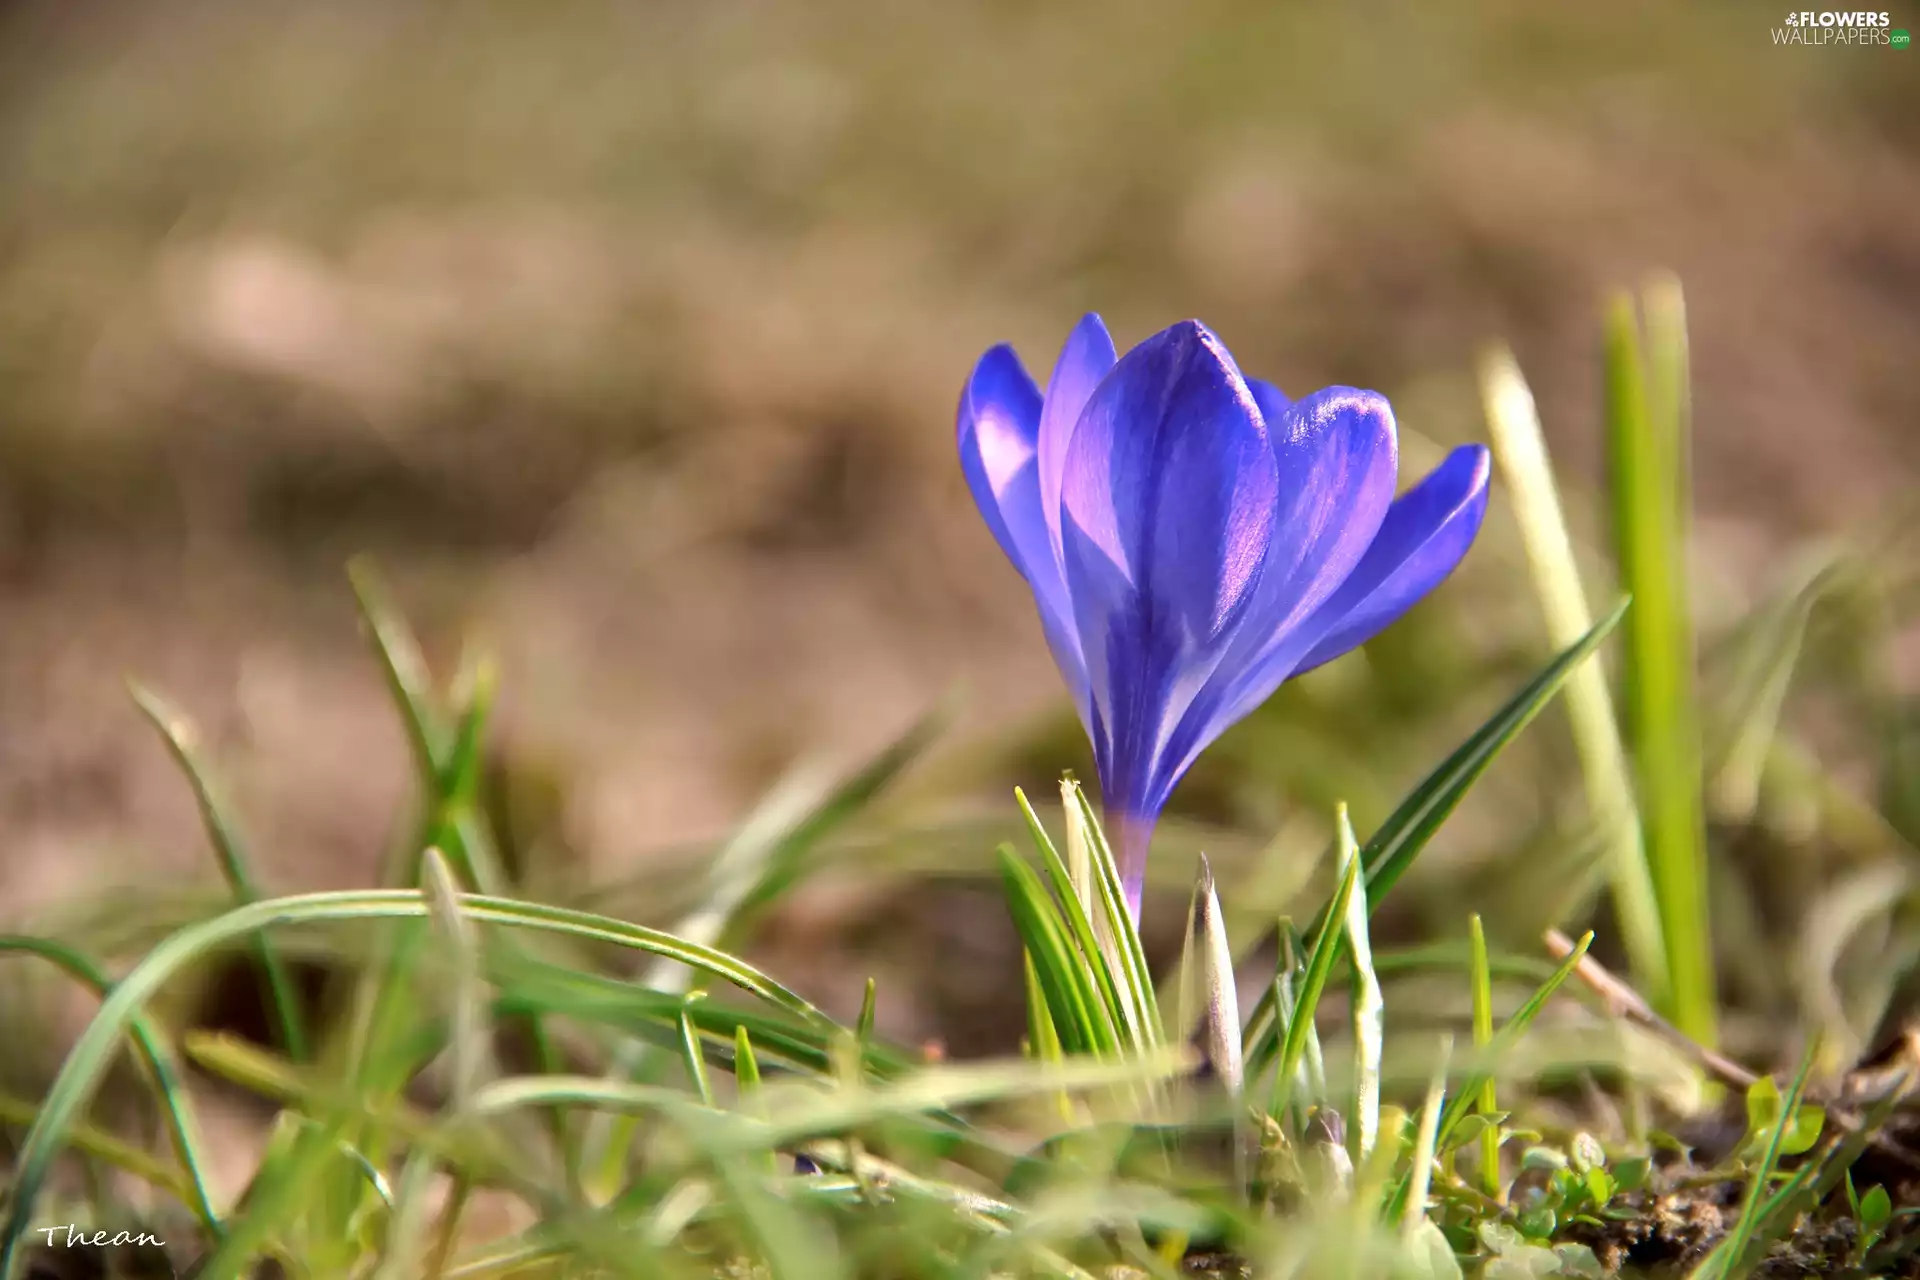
[0,1,1916,1057]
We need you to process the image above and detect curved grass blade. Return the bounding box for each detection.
[488,963,901,1079]
[0,935,222,1236]
[348,557,447,784]
[130,683,309,1064]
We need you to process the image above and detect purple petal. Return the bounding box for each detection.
[1037,314,1118,571]
[1247,377,1292,424]
[1287,443,1492,674]
[1160,388,1398,765]
[957,345,1091,713]
[955,345,1045,578]
[1059,320,1279,821]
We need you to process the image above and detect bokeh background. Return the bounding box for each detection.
[1,1,1916,1058]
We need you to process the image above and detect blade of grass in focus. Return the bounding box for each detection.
[1480,346,1669,1013]
[1606,278,1718,1047]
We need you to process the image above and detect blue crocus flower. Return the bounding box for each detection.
[958,316,1491,918]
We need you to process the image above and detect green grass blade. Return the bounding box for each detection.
[1017,788,1137,1052]
[1468,914,1500,1201]
[1607,280,1717,1046]
[1481,346,1668,1008]
[734,707,944,927]
[0,1089,197,1208]
[0,936,222,1236]
[997,848,1113,1057]
[130,683,310,1063]
[1023,950,1074,1126]
[486,954,916,1079]
[1338,806,1382,1163]
[1065,781,1161,1048]
[1268,840,1362,1126]
[679,1005,716,1108]
[1691,1039,1820,1279]
[348,557,448,785]
[1401,1037,1451,1234]
[422,847,490,1110]
[733,1025,763,1094]
[1357,600,1628,911]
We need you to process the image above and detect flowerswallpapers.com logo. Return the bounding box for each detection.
[1772,10,1907,43]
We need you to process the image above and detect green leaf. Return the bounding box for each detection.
[1739,1076,1825,1160]
[1517,1205,1557,1241]
[1606,279,1716,1046]
[1860,1183,1893,1230]
[1613,1155,1651,1192]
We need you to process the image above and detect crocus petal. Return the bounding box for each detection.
[1247,377,1291,423]
[956,345,1091,713]
[1155,387,1399,783]
[1059,320,1279,823]
[1037,314,1118,572]
[1287,443,1492,675]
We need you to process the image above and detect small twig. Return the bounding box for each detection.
[1543,929,1920,1173]
[1545,929,1757,1088]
